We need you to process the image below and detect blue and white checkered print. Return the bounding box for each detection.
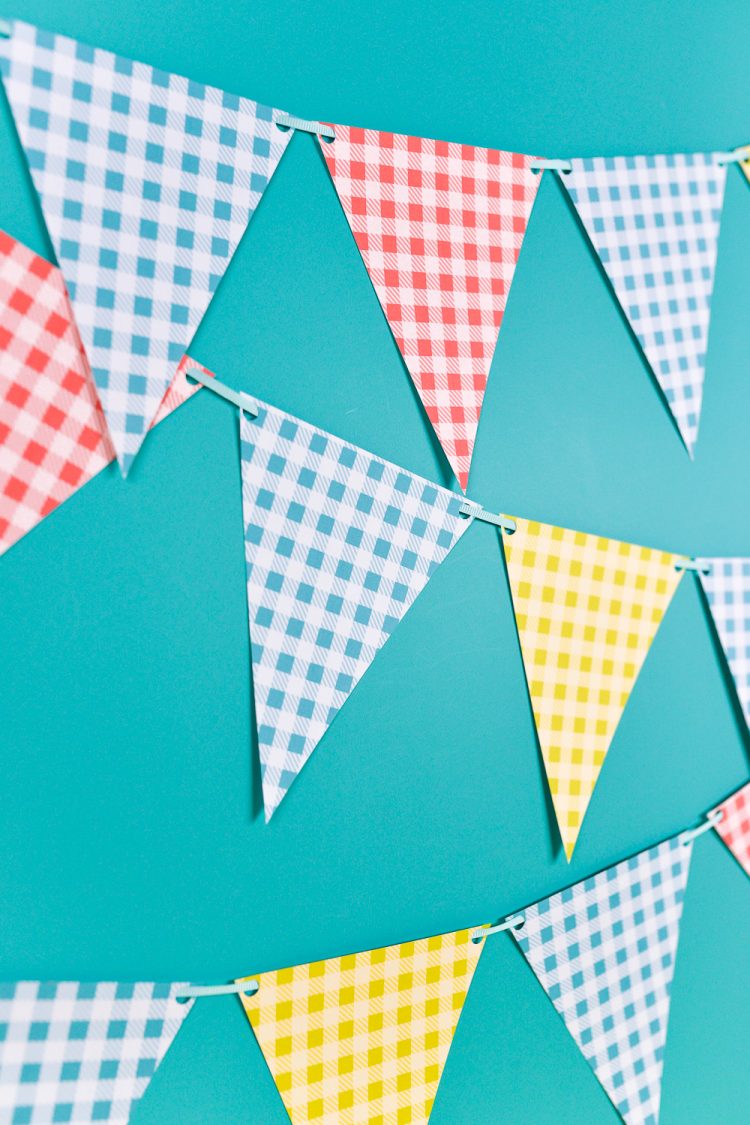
[0,981,192,1124]
[0,21,291,474]
[564,154,726,457]
[240,403,473,820]
[513,834,692,1125]
[698,558,750,727]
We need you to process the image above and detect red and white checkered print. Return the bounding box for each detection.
[0,229,212,555]
[319,125,540,489]
[712,781,750,879]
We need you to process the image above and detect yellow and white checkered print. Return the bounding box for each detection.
[502,517,684,860]
[237,927,486,1124]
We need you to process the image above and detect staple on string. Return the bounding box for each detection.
[459,500,516,534]
[274,112,334,140]
[186,369,258,415]
[175,980,259,1003]
[675,558,712,575]
[680,808,723,845]
[471,914,525,944]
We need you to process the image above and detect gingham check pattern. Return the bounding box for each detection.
[564,154,726,456]
[502,517,684,859]
[0,228,212,555]
[0,981,192,1124]
[319,125,540,490]
[0,20,290,474]
[240,405,472,820]
[712,780,750,879]
[698,558,750,728]
[513,834,692,1125]
[237,926,486,1125]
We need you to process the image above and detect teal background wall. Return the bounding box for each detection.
[2,1,750,1121]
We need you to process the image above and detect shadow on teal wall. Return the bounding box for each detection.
[2,2,750,1121]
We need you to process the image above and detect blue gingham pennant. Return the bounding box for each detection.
[512,835,692,1125]
[239,404,474,820]
[0,21,291,475]
[0,981,193,1124]
[698,558,750,727]
[563,154,726,457]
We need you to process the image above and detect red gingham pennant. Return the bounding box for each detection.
[319,125,540,489]
[712,781,750,879]
[0,230,212,555]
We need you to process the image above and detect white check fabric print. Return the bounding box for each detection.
[513,835,692,1125]
[319,126,540,490]
[0,982,192,1124]
[698,558,750,726]
[240,404,473,819]
[563,154,726,456]
[0,20,291,474]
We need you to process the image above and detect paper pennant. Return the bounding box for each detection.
[319,125,540,490]
[698,558,750,728]
[711,781,750,879]
[502,517,684,858]
[0,20,290,475]
[0,228,211,555]
[240,404,472,819]
[237,926,485,1125]
[563,154,726,456]
[513,834,692,1125]
[0,981,192,1124]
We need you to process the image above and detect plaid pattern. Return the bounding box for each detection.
[237,926,485,1125]
[240,404,472,820]
[698,558,750,728]
[712,780,750,879]
[0,228,212,555]
[0,20,290,475]
[502,517,684,859]
[0,981,192,1124]
[564,154,726,457]
[319,125,540,490]
[513,834,693,1125]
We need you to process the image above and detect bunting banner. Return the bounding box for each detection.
[236,926,485,1125]
[0,981,192,1124]
[563,154,726,456]
[0,228,212,555]
[0,20,291,475]
[712,781,750,879]
[502,517,684,859]
[697,558,750,728]
[319,125,540,489]
[512,834,693,1125]
[240,401,473,819]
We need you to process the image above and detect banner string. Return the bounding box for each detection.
[186,369,709,574]
[166,806,726,1000]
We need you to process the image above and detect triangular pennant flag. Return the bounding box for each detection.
[237,926,485,1125]
[563,154,726,456]
[698,558,750,727]
[502,517,684,858]
[240,403,473,819]
[0,981,192,1123]
[711,781,750,878]
[0,20,291,475]
[0,229,213,554]
[512,834,693,1125]
[319,125,540,489]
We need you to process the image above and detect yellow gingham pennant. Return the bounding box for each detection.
[236,926,486,1124]
[502,516,685,859]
